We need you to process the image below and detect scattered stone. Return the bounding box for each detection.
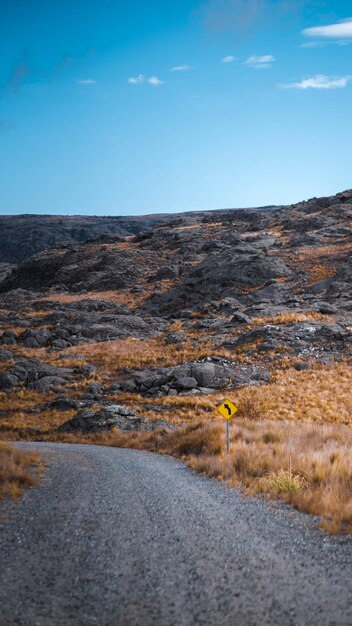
[294,362,312,372]
[0,349,14,362]
[29,376,68,392]
[45,398,83,411]
[231,312,251,324]
[175,377,198,390]
[59,405,175,433]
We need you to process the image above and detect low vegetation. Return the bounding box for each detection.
[0,442,41,500]
[1,362,351,532]
[90,417,351,535]
[0,189,351,529]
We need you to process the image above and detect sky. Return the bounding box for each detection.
[0,0,352,215]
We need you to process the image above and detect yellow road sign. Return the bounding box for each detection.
[217,399,238,420]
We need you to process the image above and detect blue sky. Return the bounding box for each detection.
[1,0,351,215]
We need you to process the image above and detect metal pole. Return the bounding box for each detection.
[226,420,230,455]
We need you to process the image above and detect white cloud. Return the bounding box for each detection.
[128,74,145,84]
[303,19,352,40]
[282,74,352,90]
[170,65,191,72]
[128,75,164,86]
[147,76,164,86]
[301,41,323,48]
[246,54,275,69]
[78,79,96,85]
[222,55,236,63]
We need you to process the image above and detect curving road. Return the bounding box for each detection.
[0,443,351,626]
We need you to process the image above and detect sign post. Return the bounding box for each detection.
[216,398,238,455]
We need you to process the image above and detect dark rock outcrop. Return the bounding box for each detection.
[59,405,175,433]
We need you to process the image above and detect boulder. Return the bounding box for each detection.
[294,362,312,371]
[0,349,14,362]
[45,397,83,411]
[0,371,18,391]
[0,331,17,345]
[29,376,68,392]
[175,377,198,390]
[59,405,174,433]
[20,328,52,347]
[231,312,251,324]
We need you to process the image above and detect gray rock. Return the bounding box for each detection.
[20,328,52,347]
[294,362,312,371]
[175,377,198,390]
[108,383,121,393]
[0,371,18,391]
[52,339,70,349]
[87,382,104,396]
[165,333,186,345]
[314,302,338,314]
[59,404,174,433]
[231,312,251,324]
[0,331,17,345]
[189,363,214,387]
[153,267,178,281]
[45,398,82,411]
[79,364,97,377]
[29,376,68,392]
[123,380,137,393]
[0,349,14,362]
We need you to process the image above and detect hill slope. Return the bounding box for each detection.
[0,188,352,531]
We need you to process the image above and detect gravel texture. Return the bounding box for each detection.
[0,442,351,626]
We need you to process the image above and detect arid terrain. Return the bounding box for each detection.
[1,189,352,532]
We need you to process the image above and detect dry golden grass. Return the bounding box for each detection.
[23,310,51,319]
[286,243,352,286]
[184,420,352,534]
[251,311,332,326]
[0,408,77,434]
[236,365,352,424]
[48,417,351,533]
[121,363,352,426]
[60,337,231,375]
[40,290,147,308]
[0,390,50,413]
[0,441,41,499]
[1,361,352,532]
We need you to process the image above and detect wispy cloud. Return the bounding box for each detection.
[221,55,236,63]
[128,75,164,86]
[128,74,145,84]
[303,19,352,41]
[148,76,164,86]
[2,51,75,96]
[282,74,352,90]
[170,65,191,72]
[78,79,96,85]
[246,54,275,69]
[301,41,323,48]
[4,50,31,93]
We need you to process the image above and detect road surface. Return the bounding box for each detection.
[0,443,351,626]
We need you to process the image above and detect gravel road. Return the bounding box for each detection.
[0,443,351,626]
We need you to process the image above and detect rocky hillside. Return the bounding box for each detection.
[1,188,352,533]
[0,188,351,436]
[0,212,197,264]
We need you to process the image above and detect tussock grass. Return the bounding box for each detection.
[251,311,333,326]
[58,418,351,534]
[61,337,230,374]
[0,408,77,434]
[41,290,147,307]
[0,442,41,499]
[114,363,352,426]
